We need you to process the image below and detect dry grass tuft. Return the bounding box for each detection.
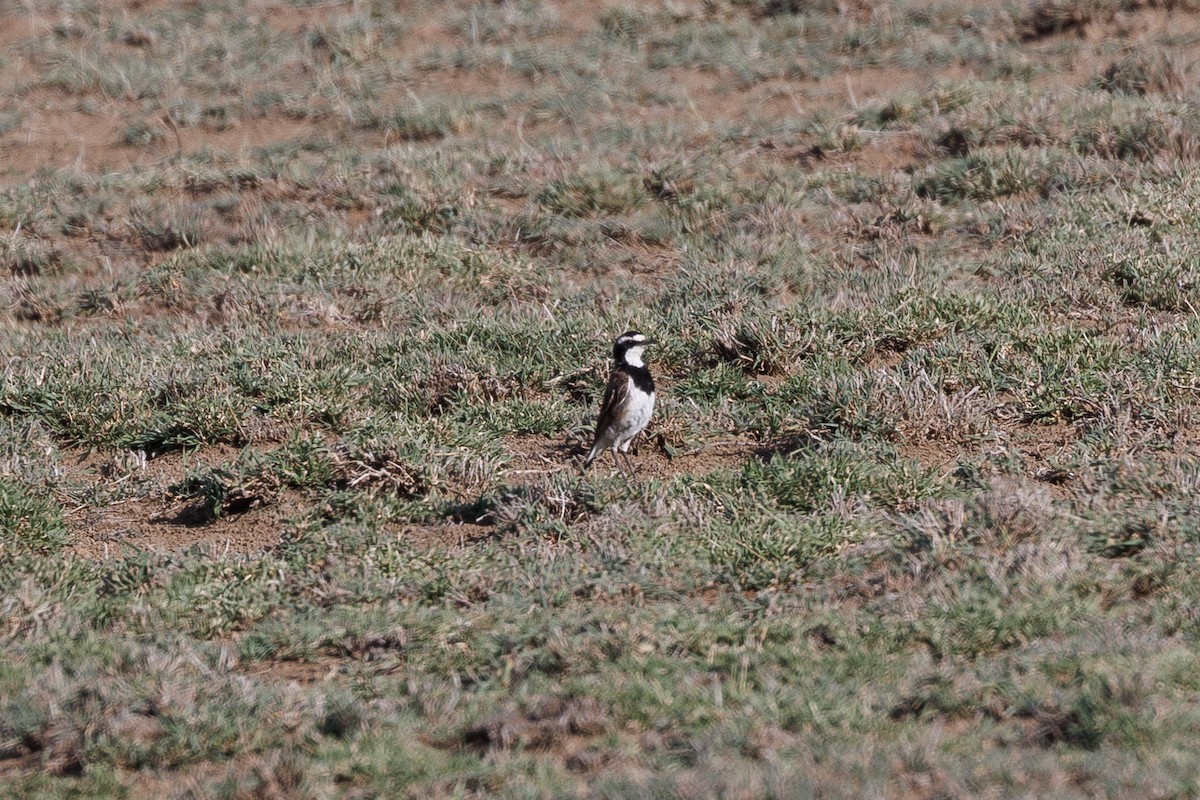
[458,696,608,752]
[1018,0,1100,40]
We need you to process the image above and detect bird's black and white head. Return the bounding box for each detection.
[613,330,655,368]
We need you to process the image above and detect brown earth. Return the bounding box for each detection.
[69,493,298,558]
[10,0,1182,188]
[3,1,1196,557]
[60,445,298,557]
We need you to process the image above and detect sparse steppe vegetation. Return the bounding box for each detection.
[5,0,1200,796]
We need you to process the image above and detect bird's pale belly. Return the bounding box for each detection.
[616,389,655,443]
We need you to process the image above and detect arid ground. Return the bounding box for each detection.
[5,0,1200,797]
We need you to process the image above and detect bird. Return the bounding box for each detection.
[583,330,657,480]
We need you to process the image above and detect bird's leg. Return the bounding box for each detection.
[617,447,637,484]
[610,446,629,482]
[620,450,638,483]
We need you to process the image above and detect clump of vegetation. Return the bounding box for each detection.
[1018,0,1099,40]
[914,150,1042,201]
[1091,53,1189,97]
[536,169,644,218]
[0,234,63,276]
[0,477,67,554]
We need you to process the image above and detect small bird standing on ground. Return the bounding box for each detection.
[583,331,657,480]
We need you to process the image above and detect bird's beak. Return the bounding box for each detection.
[645,338,657,346]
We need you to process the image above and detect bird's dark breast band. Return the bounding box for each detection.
[620,363,655,394]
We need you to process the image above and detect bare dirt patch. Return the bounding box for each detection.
[502,433,578,478]
[1004,419,1078,462]
[0,91,150,181]
[899,415,1081,481]
[70,492,301,558]
[401,520,498,550]
[237,656,345,686]
[61,446,307,557]
[897,436,965,473]
[440,694,609,764]
[643,435,759,477]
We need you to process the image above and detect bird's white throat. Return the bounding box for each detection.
[623,346,646,367]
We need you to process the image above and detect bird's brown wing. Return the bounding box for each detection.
[593,369,629,441]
